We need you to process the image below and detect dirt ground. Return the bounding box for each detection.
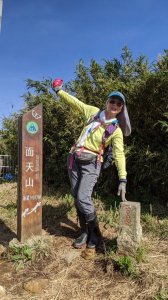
[0,182,168,300]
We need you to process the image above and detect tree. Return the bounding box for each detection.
[0,48,167,203]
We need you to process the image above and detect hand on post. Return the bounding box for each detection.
[52,78,63,93]
[117,181,127,202]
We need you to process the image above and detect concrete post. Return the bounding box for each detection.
[117,201,142,255]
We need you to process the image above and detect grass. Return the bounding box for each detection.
[104,248,138,278]
[142,213,168,239]
[104,240,145,278]
[6,235,54,270]
[117,255,138,277]
[0,182,168,300]
[10,245,32,261]
[154,290,168,300]
[135,245,147,263]
[98,207,119,228]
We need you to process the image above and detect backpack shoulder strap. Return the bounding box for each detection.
[97,121,118,162]
[103,121,118,143]
[85,110,101,126]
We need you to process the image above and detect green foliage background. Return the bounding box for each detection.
[0,47,168,203]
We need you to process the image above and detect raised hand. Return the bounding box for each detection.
[52,78,63,93]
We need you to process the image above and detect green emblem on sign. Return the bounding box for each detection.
[26,121,39,134]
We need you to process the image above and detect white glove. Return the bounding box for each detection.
[52,78,63,93]
[117,181,127,202]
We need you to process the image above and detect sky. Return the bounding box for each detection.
[0,0,168,128]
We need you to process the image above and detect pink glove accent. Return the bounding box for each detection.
[52,78,63,91]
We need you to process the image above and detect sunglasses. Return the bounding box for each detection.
[108,99,123,107]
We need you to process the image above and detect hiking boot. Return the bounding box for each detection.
[81,247,96,260]
[87,217,102,249]
[73,209,88,249]
[73,232,88,248]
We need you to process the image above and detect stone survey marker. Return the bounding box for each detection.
[117,201,142,255]
[17,104,43,241]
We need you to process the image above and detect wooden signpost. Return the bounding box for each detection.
[17,104,43,242]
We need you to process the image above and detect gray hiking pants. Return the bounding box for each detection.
[67,153,101,217]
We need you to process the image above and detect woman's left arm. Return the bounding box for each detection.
[111,128,127,180]
[111,128,127,201]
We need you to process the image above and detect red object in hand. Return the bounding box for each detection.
[52,78,63,89]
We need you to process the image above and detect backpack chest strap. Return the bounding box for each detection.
[69,113,118,169]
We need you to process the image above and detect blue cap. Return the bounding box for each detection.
[108,91,125,103]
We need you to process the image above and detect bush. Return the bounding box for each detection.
[0,48,168,204]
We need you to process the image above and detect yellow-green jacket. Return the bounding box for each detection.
[57,90,127,179]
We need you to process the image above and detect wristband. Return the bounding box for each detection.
[119,179,127,183]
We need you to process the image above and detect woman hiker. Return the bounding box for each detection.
[52,78,131,258]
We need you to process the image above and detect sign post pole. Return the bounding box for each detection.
[17,104,43,242]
